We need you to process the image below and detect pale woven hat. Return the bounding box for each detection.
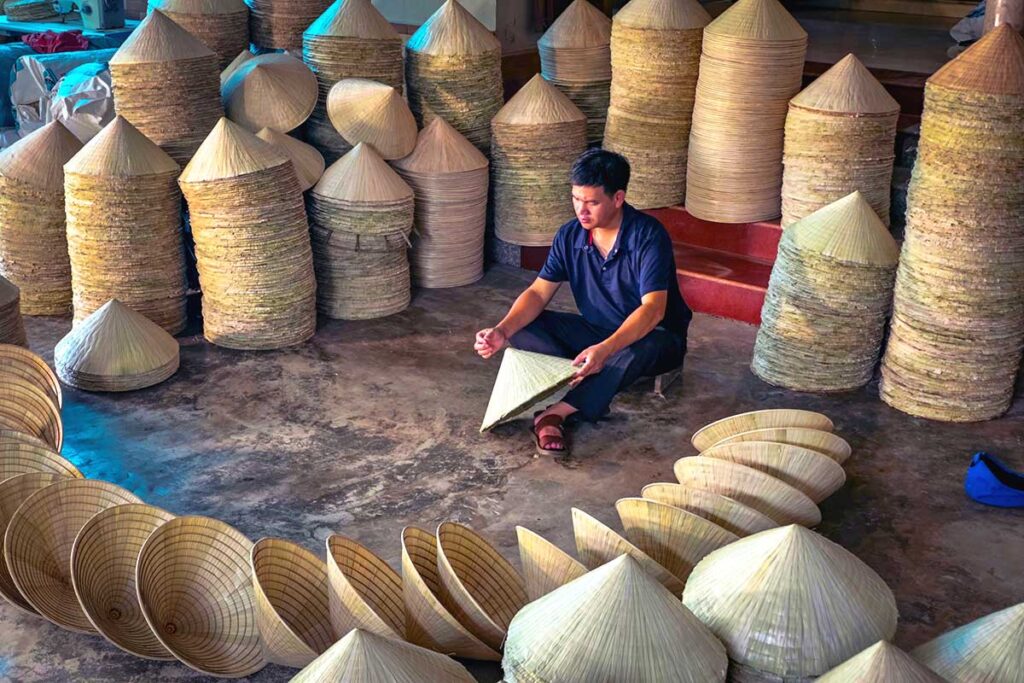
[405,0,501,57]
[326,78,417,160]
[788,191,900,267]
[701,441,847,504]
[0,429,80,482]
[0,372,62,451]
[325,534,405,639]
[715,427,852,464]
[179,116,288,183]
[640,482,778,537]
[480,348,577,432]
[0,345,62,409]
[691,408,834,452]
[0,119,81,191]
[911,601,1024,681]
[221,53,318,133]
[515,526,587,601]
[255,127,325,192]
[818,641,945,682]
[792,54,899,115]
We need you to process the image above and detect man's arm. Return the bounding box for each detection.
[475,278,562,359]
[571,291,666,383]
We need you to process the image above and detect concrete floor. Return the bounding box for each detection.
[1,264,1022,682]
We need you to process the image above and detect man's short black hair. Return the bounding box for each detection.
[570,148,630,197]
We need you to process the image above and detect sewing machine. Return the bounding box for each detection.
[52,0,125,30]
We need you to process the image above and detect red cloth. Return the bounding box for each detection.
[22,30,90,54]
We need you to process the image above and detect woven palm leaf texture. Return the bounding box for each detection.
[480,348,577,432]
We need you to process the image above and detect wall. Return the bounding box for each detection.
[496,0,545,54]
[372,0,497,30]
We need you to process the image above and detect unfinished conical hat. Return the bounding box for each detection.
[109,9,217,65]
[179,117,288,183]
[65,116,179,177]
[788,192,900,267]
[683,525,899,678]
[692,409,834,452]
[256,128,325,191]
[292,628,477,683]
[503,554,728,682]
[53,299,180,392]
[392,117,488,175]
[0,345,62,409]
[480,348,577,432]
[221,49,254,85]
[819,641,945,682]
[0,430,80,482]
[305,0,401,39]
[406,0,501,56]
[701,441,847,503]
[717,427,853,464]
[912,602,1024,682]
[516,526,587,601]
[251,538,334,668]
[0,120,82,191]
[641,483,778,537]
[674,456,822,527]
[571,507,686,594]
[313,143,413,202]
[326,79,417,160]
[222,53,318,134]
[69,503,176,659]
[928,24,1024,95]
[705,0,806,40]
[614,0,712,29]
[538,0,611,49]
[493,74,587,125]
[325,534,405,639]
[792,55,899,114]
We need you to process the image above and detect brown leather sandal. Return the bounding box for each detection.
[532,412,569,457]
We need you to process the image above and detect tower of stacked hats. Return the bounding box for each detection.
[249,0,332,50]
[782,54,900,227]
[64,117,187,334]
[302,0,403,164]
[147,0,250,70]
[405,0,503,154]
[179,118,317,350]
[685,0,807,222]
[880,27,1024,421]
[538,0,612,146]
[0,277,27,346]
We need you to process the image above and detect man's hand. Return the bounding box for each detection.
[475,327,508,359]
[571,343,612,386]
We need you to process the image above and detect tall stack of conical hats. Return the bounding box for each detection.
[752,192,900,392]
[911,602,1024,681]
[109,10,224,168]
[307,143,414,319]
[538,0,612,145]
[221,53,318,134]
[302,0,404,164]
[0,121,82,315]
[255,127,325,192]
[818,641,945,682]
[147,0,250,70]
[0,278,27,347]
[880,26,1024,422]
[405,0,503,153]
[64,116,187,334]
[393,117,490,289]
[249,0,332,50]
[603,0,711,209]
[179,118,317,350]
[782,54,900,227]
[325,78,418,160]
[492,74,587,246]
[686,0,808,222]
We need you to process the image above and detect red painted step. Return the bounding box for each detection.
[673,243,774,325]
[645,206,782,262]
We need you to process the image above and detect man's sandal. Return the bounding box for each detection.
[532,413,569,457]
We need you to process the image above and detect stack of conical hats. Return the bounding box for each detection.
[307,143,414,319]
[147,0,250,70]
[302,0,404,164]
[603,0,711,209]
[492,74,587,246]
[879,26,1024,422]
[405,0,503,153]
[64,116,187,334]
[685,0,808,222]
[325,78,418,160]
[683,525,899,680]
[256,127,325,192]
[818,641,945,682]
[249,0,332,50]
[178,118,317,350]
[53,299,180,392]
[911,601,1024,681]
[782,55,900,227]
[393,117,490,289]
[480,348,577,432]
[109,10,224,168]
[221,53,318,134]
[538,0,612,145]
[0,122,81,316]
[752,192,900,392]
[0,278,27,347]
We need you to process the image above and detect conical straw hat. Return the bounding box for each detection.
[406,0,501,56]
[0,345,62,409]
[819,641,945,682]
[480,348,577,432]
[69,503,176,659]
[435,522,528,651]
[256,128,325,192]
[911,602,1024,681]
[325,534,405,639]
[791,55,899,115]
[515,526,587,601]
[683,525,899,678]
[221,49,254,85]
[704,0,807,40]
[788,191,900,267]
[400,526,501,661]
[179,116,288,183]
[503,554,728,682]
[691,408,834,452]
[701,441,847,504]
[492,73,587,126]
[313,142,413,203]
[571,507,686,594]
[0,120,81,191]
[613,0,712,29]
[64,115,179,177]
[148,0,249,71]
[222,53,318,133]
[326,79,418,160]
[641,483,779,537]
[0,375,62,451]
[928,24,1024,95]
[539,0,610,50]
[53,299,180,392]
[0,430,80,482]
[136,515,265,677]
[304,0,400,39]
[392,117,488,175]
[4,478,142,632]
[716,427,852,464]
[674,456,822,527]
[0,276,25,347]
[251,538,334,668]
[109,9,217,65]
[292,628,477,683]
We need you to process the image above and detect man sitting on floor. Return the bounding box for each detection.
[475,149,692,456]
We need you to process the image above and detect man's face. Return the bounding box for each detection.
[572,185,625,230]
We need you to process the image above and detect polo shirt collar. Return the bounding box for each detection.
[573,203,636,253]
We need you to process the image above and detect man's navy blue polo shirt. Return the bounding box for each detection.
[537,203,692,339]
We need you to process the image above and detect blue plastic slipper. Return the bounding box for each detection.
[965,452,1024,508]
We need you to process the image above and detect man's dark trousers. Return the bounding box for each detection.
[509,310,685,421]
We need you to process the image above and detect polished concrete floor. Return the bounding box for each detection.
[1,265,1022,682]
